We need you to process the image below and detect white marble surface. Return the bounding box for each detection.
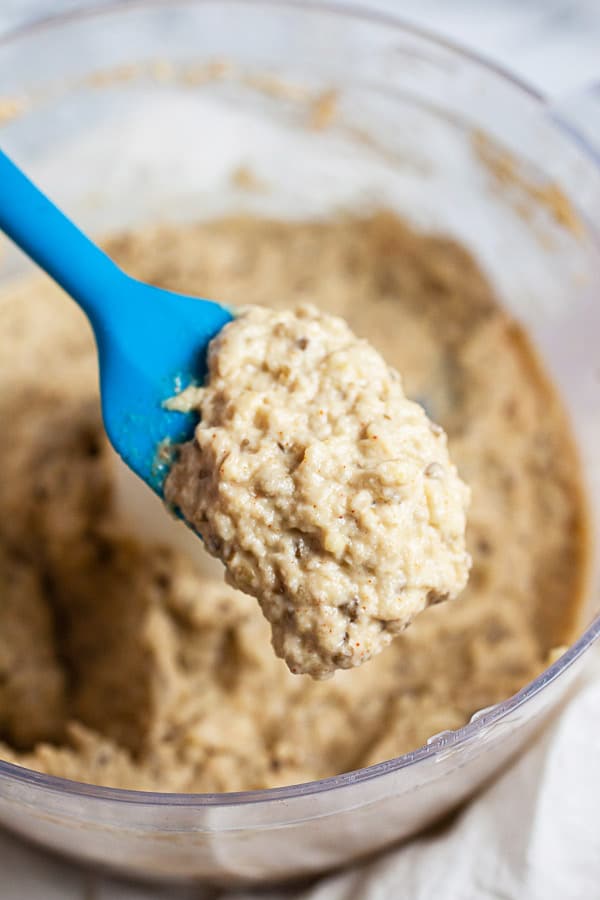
[1,1,599,898]
[2,0,600,94]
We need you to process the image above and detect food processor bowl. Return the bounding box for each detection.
[0,0,599,885]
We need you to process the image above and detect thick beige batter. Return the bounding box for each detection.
[0,212,587,791]
[165,303,470,678]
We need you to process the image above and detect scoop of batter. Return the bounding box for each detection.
[165,304,470,678]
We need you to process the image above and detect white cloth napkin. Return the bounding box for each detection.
[1,647,599,900]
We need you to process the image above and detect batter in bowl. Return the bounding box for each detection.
[0,212,587,791]
[165,303,470,678]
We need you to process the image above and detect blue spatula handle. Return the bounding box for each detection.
[0,149,124,326]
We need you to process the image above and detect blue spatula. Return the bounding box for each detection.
[0,148,232,495]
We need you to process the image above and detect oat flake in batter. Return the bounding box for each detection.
[165,304,471,678]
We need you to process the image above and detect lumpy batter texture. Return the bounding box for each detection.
[0,213,587,791]
[166,304,470,678]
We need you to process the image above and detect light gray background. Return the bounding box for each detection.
[1,1,599,898]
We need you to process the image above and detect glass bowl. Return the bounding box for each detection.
[0,0,599,886]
